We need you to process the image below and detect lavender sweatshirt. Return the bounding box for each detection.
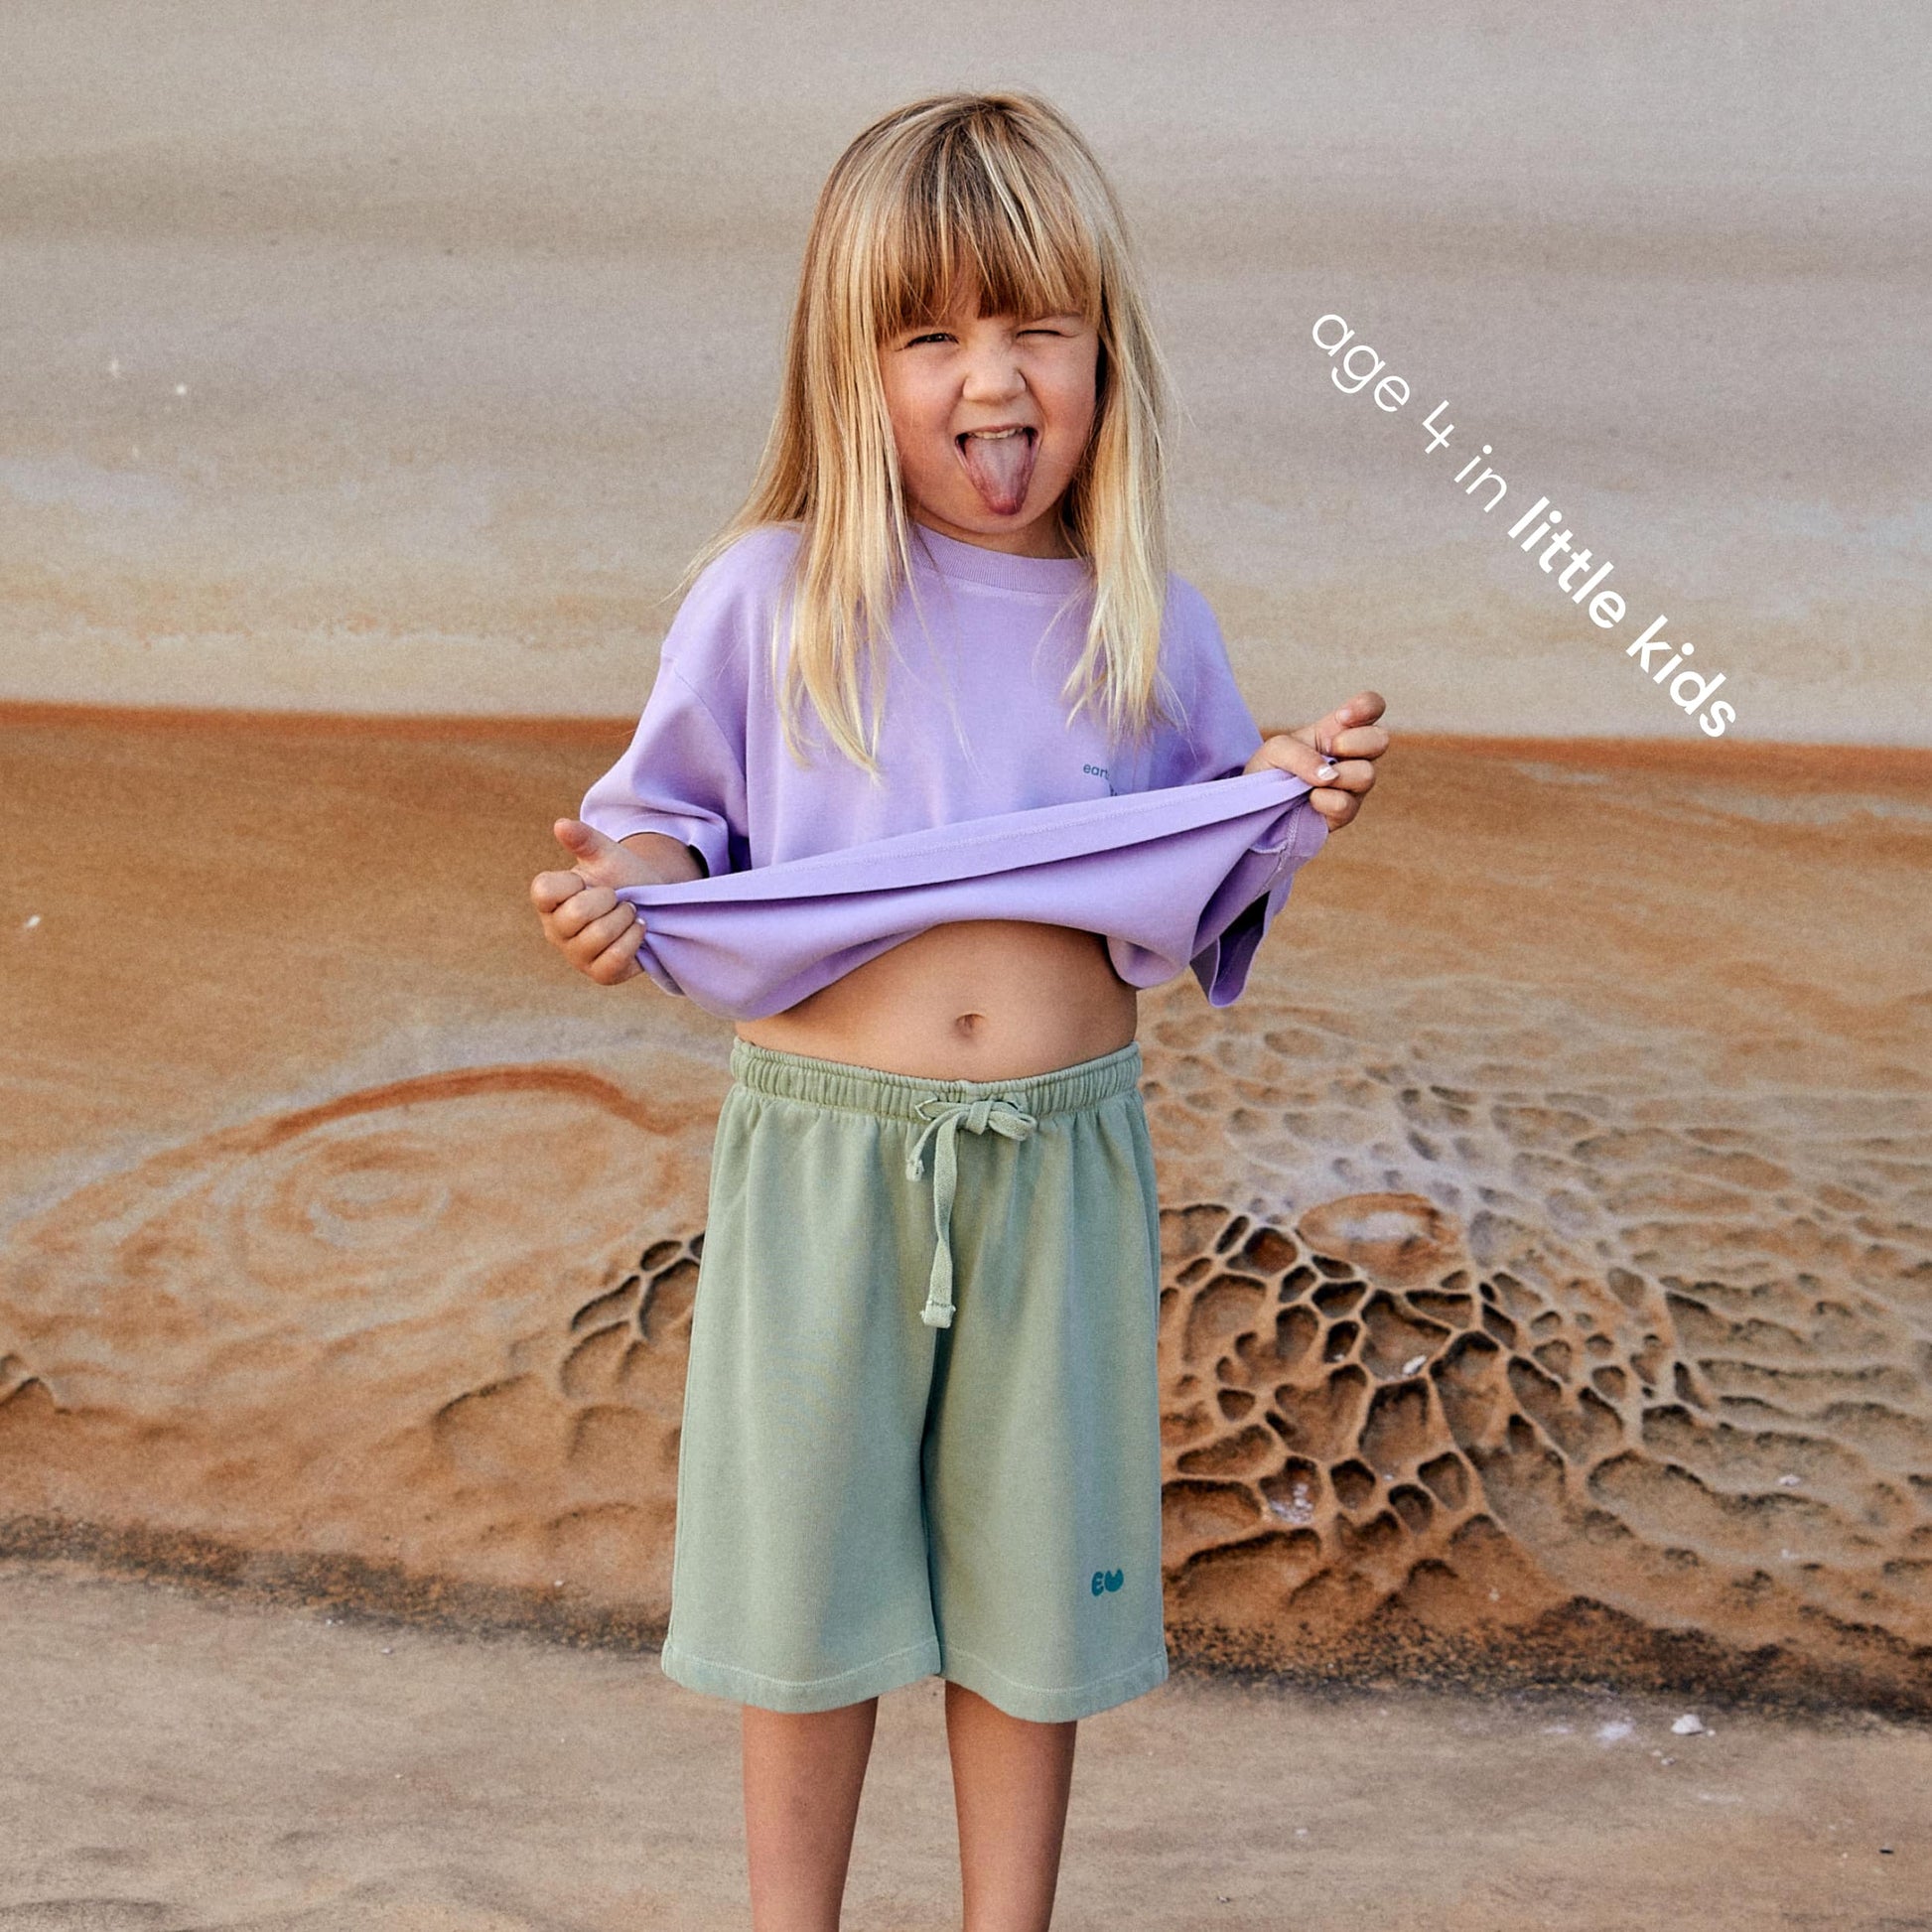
[577,521,1327,1021]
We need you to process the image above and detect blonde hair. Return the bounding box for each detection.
[675,88,1184,778]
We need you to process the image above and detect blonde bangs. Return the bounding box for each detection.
[866,120,1104,345]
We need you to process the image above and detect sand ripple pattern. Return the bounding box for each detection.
[0,1065,703,1602]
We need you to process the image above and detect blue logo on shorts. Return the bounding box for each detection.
[1090,1567,1125,1596]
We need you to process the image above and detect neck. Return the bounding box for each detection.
[908,510,1078,561]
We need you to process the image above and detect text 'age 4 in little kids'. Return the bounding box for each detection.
[1312,312,1737,739]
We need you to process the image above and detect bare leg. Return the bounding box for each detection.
[742,1697,880,1932]
[944,1681,1079,1932]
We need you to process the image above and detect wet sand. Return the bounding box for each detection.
[3,1559,1925,1931]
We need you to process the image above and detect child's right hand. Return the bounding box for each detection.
[532,819,689,985]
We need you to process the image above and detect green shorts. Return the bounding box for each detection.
[659,1035,1170,1724]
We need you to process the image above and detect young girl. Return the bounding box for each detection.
[533,90,1383,1931]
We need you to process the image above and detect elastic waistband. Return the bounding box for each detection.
[727,1035,1143,1122]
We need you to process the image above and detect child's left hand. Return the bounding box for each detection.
[1243,690,1388,830]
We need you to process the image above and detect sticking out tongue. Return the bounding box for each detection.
[955,427,1037,515]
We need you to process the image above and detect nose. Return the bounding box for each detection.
[959,338,1028,405]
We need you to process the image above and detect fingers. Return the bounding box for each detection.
[1324,690,1386,737]
[1314,754,1376,823]
[530,867,649,983]
[1255,735,1327,786]
[1327,722,1392,761]
[584,916,646,985]
[531,871,616,926]
[564,895,628,946]
[1308,781,1364,829]
[1311,692,1389,759]
[567,899,646,982]
[1288,708,1389,761]
[1262,738,1375,830]
[1255,733,1364,791]
[530,867,595,915]
[553,815,615,858]
[1317,755,1377,794]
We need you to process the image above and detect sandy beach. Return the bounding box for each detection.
[4,1557,1925,1930]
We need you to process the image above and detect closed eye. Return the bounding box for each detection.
[901,324,1070,346]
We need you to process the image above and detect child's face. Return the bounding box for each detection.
[879,293,1098,558]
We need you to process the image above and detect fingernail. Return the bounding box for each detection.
[1316,762,1337,781]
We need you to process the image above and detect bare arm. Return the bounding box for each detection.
[619,830,710,884]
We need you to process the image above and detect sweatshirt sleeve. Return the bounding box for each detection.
[577,562,754,882]
[1146,577,1266,790]
[1151,577,1319,1005]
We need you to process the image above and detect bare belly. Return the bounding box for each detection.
[732,919,1139,1080]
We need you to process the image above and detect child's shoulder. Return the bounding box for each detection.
[1156,568,1231,702]
[647,524,793,696]
[662,522,803,674]
[687,519,806,602]
[1161,567,1221,639]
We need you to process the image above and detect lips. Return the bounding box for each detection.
[954,425,1037,516]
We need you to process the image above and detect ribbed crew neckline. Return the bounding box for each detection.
[909,520,1093,594]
